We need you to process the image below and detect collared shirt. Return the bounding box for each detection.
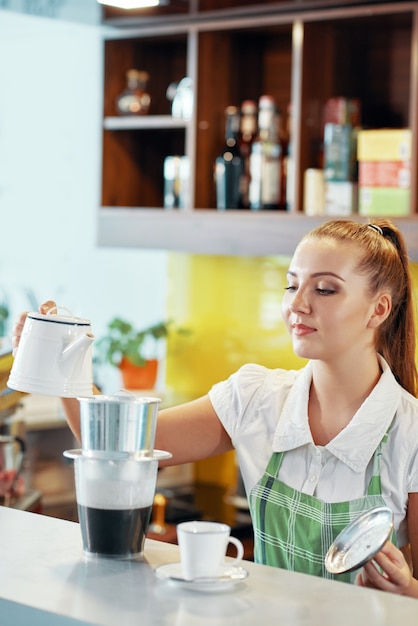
[208,357,418,547]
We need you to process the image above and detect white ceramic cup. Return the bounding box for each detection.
[177,520,244,580]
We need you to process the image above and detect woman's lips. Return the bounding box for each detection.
[292,323,316,336]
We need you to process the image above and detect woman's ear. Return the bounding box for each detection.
[368,293,392,329]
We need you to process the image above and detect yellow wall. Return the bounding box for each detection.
[165,253,418,487]
[165,254,306,401]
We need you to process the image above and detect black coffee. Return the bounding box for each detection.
[78,504,152,557]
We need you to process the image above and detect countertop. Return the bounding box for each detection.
[0,507,416,625]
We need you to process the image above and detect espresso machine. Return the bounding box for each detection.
[0,346,41,512]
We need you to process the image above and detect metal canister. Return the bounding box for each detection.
[164,156,190,209]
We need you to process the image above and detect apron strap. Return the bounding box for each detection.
[367,429,389,496]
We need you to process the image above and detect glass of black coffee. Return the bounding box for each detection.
[64,449,171,560]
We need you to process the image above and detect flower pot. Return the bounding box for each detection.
[119,357,158,390]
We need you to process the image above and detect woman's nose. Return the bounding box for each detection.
[288,288,311,314]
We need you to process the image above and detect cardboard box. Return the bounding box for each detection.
[324,181,358,216]
[324,124,357,182]
[357,129,411,162]
[323,97,361,127]
[358,186,410,216]
[358,161,410,188]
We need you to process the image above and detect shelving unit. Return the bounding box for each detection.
[98,1,418,258]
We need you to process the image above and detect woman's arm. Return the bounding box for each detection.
[62,394,233,466]
[13,301,233,465]
[61,397,84,442]
[155,395,233,465]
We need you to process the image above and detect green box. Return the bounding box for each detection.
[358,186,410,216]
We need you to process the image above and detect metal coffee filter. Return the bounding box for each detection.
[78,392,161,453]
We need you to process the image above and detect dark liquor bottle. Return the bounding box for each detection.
[239,100,258,208]
[115,69,151,116]
[249,95,281,210]
[215,106,244,210]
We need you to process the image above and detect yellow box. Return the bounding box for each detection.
[357,129,411,162]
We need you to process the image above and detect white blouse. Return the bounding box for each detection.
[208,357,418,547]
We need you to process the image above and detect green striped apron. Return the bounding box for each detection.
[249,433,395,583]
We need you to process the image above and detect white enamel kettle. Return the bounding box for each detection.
[7,306,94,397]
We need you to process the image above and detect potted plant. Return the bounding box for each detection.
[95,317,170,390]
[0,303,9,337]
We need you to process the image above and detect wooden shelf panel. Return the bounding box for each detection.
[97,208,418,260]
[104,116,189,130]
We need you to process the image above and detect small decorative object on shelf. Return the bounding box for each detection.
[164,156,190,209]
[115,69,151,116]
[303,168,325,215]
[166,77,194,120]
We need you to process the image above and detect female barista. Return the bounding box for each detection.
[12,218,418,597]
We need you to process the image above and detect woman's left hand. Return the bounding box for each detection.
[356,541,416,596]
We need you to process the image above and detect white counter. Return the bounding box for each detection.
[0,507,416,626]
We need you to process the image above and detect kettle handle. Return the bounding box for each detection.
[45,305,73,317]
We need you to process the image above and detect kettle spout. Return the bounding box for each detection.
[59,333,95,377]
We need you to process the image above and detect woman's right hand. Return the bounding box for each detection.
[11,298,84,443]
[11,299,57,356]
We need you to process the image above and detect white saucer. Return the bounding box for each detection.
[154,562,249,592]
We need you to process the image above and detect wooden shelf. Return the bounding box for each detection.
[97,208,418,260]
[104,115,189,130]
[99,1,418,256]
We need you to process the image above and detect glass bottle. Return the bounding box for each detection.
[249,95,281,210]
[238,100,258,209]
[115,69,151,116]
[285,102,294,211]
[215,106,244,210]
[277,105,289,211]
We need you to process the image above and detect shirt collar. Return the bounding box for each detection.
[272,356,400,472]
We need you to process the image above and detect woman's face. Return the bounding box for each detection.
[281,236,382,364]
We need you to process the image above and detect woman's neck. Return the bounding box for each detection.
[308,355,382,446]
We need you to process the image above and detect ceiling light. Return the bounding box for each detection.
[97,0,161,8]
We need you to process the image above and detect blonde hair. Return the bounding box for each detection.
[305,219,417,397]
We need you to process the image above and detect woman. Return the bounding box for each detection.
[12,219,418,597]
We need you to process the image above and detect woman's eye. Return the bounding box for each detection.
[316,288,335,295]
[284,285,297,292]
